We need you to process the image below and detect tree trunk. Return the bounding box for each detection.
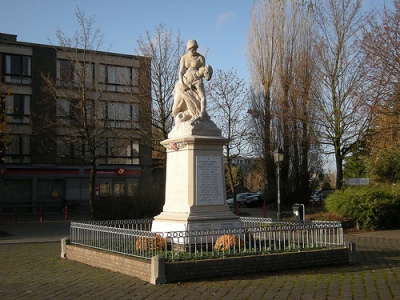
[88,162,96,216]
[227,164,237,214]
[335,150,343,190]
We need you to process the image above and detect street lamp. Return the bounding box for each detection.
[273,148,284,220]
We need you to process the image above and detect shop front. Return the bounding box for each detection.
[0,165,142,214]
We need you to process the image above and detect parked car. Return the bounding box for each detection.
[245,192,264,207]
[227,192,256,207]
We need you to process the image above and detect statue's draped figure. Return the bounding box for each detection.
[172,40,213,123]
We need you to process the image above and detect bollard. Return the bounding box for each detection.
[61,237,69,258]
[64,205,69,220]
[14,207,17,223]
[346,241,357,264]
[235,202,239,216]
[40,206,43,223]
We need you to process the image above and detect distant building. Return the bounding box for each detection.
[0,33,152,213]
[231,156,258,176]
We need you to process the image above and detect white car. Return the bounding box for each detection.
[227,192,256,207]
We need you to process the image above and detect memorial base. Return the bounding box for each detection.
[152,212,242,244]
[152,133,241,243]
[152,211,242,232]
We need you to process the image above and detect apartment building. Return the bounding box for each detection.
[0,33,152,213]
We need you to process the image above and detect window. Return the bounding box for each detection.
[72,139,86,157]
[108,65,130,85]
[4,135,31,163]
[76,62,94,86]
[57,138,72,158]
[3,54,31,84]
[113,183,126,196]
[37,179,64,202]
[57,60,93,87]
[56,98,104,127]
[3,179,32,201]
[99,64,138,92]
[56,136,87,163]
[99,183,111,197]
[56,98,70,125]
[59,60,74,85]
[106,102,139,128]
[98,139,139,165]
[14,96,23,117]
[6,94,31,123]
[56,98,70,115]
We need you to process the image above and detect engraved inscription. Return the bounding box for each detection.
[189,222,239,231]
[196,156,224,205]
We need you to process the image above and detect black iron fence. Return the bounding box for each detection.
[69,218,344,261]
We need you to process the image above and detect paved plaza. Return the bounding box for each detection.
[0,209,399,299]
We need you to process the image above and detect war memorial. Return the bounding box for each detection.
[62,40,353,284]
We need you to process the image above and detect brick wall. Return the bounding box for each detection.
[64,242,351,284]
[65,244,151,282]
[164,248,350,282]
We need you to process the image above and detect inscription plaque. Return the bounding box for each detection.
[196,156,224,205]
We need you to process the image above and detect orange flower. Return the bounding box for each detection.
[135,234,166,252]
[214,234,243,251]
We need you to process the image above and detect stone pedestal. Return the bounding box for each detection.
[152,121,241,235]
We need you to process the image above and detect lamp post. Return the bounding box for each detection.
[273,148,284,220]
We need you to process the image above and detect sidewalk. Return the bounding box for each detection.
[0,221,71,244]
[0,211,89,244]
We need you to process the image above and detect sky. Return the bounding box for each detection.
[2,0,253,82]
[2,0,394,86]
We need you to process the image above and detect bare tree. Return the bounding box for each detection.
[38,9,146,213]
[40,9,101,213]
[312,0,372,189]
[136,24,185,170]
[207,68,250,207]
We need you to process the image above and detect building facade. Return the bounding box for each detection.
[231,156,257,176]
[0,33,152,213]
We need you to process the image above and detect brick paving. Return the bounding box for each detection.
[0,212,400,299]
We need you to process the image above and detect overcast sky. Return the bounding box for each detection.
[2,0,394,85]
